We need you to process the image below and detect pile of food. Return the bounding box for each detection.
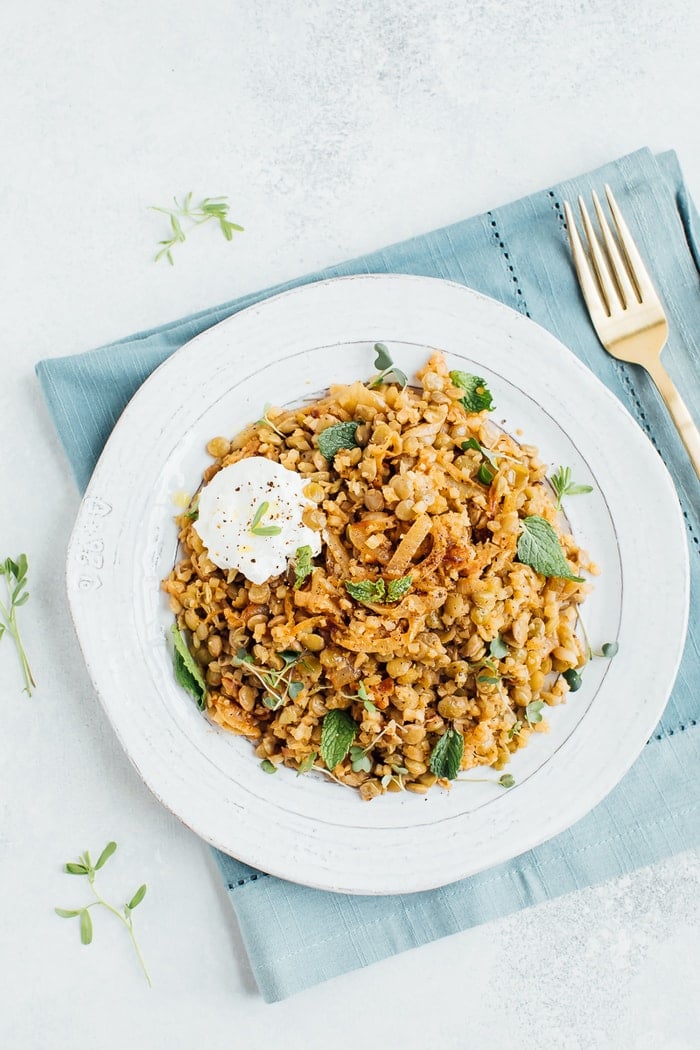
[162,347,595,799]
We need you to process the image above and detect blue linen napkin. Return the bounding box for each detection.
[37,148,699,1002]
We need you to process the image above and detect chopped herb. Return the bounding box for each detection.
[429,727,464,780]
[287,681,304,700]
[549,465,593,511]
[249,501,282,537]
[345,579,386,603]
[170,625,207,710]
[150,192,243,265]
[450,370,495,413]
[498,773,516,788]
[345,573,412,605]
[0,554,36,697]
[477,462,495,485]
[516,516,584,582]
[260,759,277,774]
[525,699,545,725]
[489,634,508,660]
[317,421,360,461]
[184,495,200,521]
[461,437,501,486]
[369,343,408,389]
[294,545,314,589]
[254,403,285,438]
[477,674,501,685]
[320,709,358,769]
[296,752,317,776]
[386,574,413,602]
[508,720,522,740]
[54,842,151,985]
[562,668,583,692]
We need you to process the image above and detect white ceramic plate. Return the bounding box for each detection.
[66,275,689,895]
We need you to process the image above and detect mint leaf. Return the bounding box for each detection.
[294,545,314,589]
[345,579,386,603]
[516,516,584,582]
[170,625,208,710]
[386,574,412,602]
[429,727,464,780]
[450,371,495,412]
[320,709,358,769]
[317,421,359,460]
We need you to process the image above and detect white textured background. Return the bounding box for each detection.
[1,1,699,1047]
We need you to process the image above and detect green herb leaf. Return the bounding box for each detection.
[550,465,593,510]
[562,668,583,692]
[80,909,93,945]
[499,773,515,788]
[249,500,282,536]
[601,641,619,658]
[516,516,584,582]
[296,752,317,775]
[94,841,117,871]
[508,720,522,740]
[349,745,372,773]
[127,885,147,910]
[477,462,495,485]
[254,403,285,437]
[369,343,409,389]
[150,193,243,265]
[450,371,495,412]
[65,862,89,875]
[489,634,508,659]
[294,545,314,589]
[0,552,36,695]
[317,421,359,460]
[429,727,464,780]
[320,709,358,769]
[170,625,207,710]
[478,674,501,684]
[345,578,386,603]
[260,759,278,774]
[525,699,545,725]
[386,574,413,602]
[288,681,304,700]
[57,842,152,984]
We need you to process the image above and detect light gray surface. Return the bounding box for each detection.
[1,0,698,1046]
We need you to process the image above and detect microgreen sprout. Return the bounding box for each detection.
[249,501,283,537]
[369,343,408,389]
[0,554,36,696]
[254,403,285,438]
[150,192,243,265]
[54,842,151,985]
[234,647,306,711]
[549,466,593,511]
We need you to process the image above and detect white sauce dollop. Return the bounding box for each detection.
[193,457,322,585]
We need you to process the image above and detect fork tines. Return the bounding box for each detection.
[563,185,656,321]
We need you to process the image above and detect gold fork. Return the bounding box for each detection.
[564,185,700,479]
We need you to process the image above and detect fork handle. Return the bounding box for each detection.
[645,358,700,480]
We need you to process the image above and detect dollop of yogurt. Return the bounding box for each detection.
[193,457,322,585]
